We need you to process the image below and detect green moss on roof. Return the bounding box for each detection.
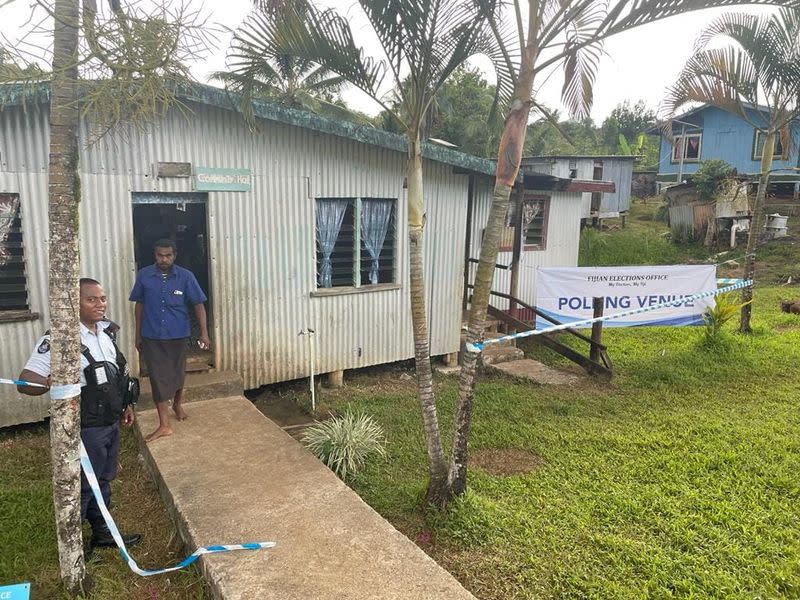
[1,81,497,177]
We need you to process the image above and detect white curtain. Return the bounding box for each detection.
[316,199,349,288]
[521,199,541,238]
[361,199,393,284]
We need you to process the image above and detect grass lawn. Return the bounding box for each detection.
[311,199,800,599]
[0,425,206,599]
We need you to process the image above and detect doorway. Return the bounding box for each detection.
[131,192,213,371]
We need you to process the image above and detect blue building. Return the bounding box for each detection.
[654,104,800,194]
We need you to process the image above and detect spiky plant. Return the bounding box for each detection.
[702,292,751,345]
[302,411,387,480]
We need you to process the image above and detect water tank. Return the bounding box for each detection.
[765,213,789,238]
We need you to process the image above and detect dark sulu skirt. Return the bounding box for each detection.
[141,338,188,403]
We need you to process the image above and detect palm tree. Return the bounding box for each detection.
[214,8,348,121]
[661,8,800,332]
[228,0,508,506]
[2,1,211,591]
[450,0,797,499]
[236,0,796,508]
[48,1,86,593]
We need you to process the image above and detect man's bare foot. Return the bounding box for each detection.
[145,425,173,442]
[173,404,188,421]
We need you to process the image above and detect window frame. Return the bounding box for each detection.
[0,192,36,321]
[670,132,703,163]
[522,194,551,252]
[752,129,787,161]
[313,196,398,295]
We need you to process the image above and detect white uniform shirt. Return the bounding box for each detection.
[24,321,118,387]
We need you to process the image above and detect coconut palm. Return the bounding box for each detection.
[239,0,796,508]
[451,0,799,500]
[214,8,348,121]
[661,7,800,332]
[228,0,510,506]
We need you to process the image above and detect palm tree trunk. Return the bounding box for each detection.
[48,0,86,594]
[739,132,774,333]
[448,32,538,497]
[407,134,449,507]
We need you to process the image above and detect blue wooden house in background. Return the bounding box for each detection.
[653,103,800,197]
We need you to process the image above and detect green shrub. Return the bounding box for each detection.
[691,159,734,202]
[701,292,751,345]
[302,410,387,480]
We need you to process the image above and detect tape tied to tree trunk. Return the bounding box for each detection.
[466,279,753,353]
[49,384,83,400]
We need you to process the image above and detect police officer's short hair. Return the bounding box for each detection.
[80,277,102,290]
[153,239,177,253]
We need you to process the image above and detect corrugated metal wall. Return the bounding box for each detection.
[0,101,470,425]
[521,157,633,218]
[598,159,633,216]
[468,179,582,310]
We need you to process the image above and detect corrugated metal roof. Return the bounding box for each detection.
[522,155,638,161]
[0,81,499,177]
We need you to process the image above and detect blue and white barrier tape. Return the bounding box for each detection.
[717,278,744,285]
[4,379,276,575]
[0,378,46,388]
[79,440,276,575]
[466,279,753,353]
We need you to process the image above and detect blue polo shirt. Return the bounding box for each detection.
[129,264,207,340]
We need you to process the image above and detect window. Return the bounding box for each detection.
[0,194,30,312]
[671,133,702,162]
[315,197,396,289]
[753,129,786,160]
[522,195,550,250]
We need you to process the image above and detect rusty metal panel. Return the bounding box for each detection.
[693,203,715,233]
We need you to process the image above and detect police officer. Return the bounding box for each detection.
[18,278,142,554]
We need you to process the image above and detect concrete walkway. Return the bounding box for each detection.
[136,396,475,600]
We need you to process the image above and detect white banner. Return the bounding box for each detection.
[536,265,717,327]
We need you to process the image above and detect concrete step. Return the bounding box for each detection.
[487,358,581,385]
[136,397,476,599]
[461,311,503,333]
[479,344,525,366]
[137,370,243,408]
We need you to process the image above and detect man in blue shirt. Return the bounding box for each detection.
[129,239,210,442]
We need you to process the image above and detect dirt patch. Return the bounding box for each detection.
[471,448,545,476]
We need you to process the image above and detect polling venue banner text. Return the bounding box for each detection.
[536,265,717,327]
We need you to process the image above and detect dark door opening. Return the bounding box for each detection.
[131,193,213,371]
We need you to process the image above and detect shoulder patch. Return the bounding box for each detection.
[37,339,50,354]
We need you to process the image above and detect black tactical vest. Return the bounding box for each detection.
[80,333,128,428]
[43,324,131,427]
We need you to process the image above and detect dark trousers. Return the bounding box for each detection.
[80,423,120,536]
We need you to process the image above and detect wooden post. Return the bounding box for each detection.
[462,175,475,311]
[326,370,344,388]
[509,186,523,320]
[590,297,604,364]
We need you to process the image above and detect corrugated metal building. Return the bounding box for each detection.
[467,174,614,316]
[520,155,635,219]
[0,83,597,426]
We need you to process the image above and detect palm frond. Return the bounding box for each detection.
[663,47,758,122]
[219,6,354,125]
[603,0,800,37]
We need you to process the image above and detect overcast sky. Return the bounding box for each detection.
[0,1,775,123]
